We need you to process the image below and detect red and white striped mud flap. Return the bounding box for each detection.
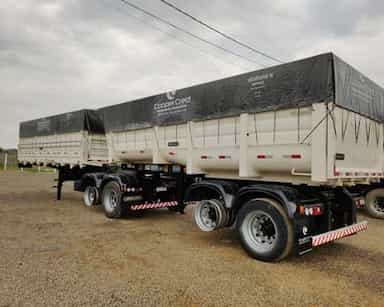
[130,201,178,211]
[312,221,368,247]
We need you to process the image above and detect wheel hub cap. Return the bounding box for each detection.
[242,211,278,253]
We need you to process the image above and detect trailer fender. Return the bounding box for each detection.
[232,186,297,219]
[184,181,237,208]
[100,175,126,193]
[81,173,103,190]
[100,171,138,193]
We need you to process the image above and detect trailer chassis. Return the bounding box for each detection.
[53,163,367,262]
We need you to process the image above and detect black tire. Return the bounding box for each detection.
[102,181,124,218]
[365,189,384,219]
[83,186,99,207]
[236,198,294,262]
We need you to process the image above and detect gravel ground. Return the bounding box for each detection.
[0,171,383,307]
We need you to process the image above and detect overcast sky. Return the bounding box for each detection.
[1,0,384,148]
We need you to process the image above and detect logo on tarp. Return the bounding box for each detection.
[247,73,274,83]
[153,90,191,118]
[166,90,177,100]
[66,113,74,120]
[37,119,50,132]
[248,73,274,98]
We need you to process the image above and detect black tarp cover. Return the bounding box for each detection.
[334,55,384,121]
[19,110,105,138]
[20,53,384,138]
[99,53,384,133]
[99,53,336,133]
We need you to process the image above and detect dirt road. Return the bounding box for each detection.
[0,171,383,306]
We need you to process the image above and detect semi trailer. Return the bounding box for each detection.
[18,52,384,261]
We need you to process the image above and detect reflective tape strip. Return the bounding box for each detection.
[312,221,367,247]
[131,201,178,211]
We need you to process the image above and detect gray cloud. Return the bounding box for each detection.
[1,0,384,148]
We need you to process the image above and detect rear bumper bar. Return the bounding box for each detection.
[298,221,368,255]
[312,221,368,246]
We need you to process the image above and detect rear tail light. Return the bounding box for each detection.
[290,154,302,159]
[257,154,272,159]
[298,204,324,216]
[218,155,231,160]
[354,198,365,208]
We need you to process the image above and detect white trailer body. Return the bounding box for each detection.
[99,53,384,187]
[105,103,383,186]
[18,110,108,166]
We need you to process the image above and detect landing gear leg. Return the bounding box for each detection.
[57,168,64,201]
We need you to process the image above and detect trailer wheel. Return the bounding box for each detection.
[236,198,294,262]
[193,199,229,232]
[83,186,99,207]
[102,182,123,218]
[365,189,384,219]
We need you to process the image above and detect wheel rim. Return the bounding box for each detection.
[88,188,96,202]
[241,210,278,253]
[104,189,118,212]
[84,186,97,207]
[194,200,227,232]
[373,196,384,213]
[200,203,217,229]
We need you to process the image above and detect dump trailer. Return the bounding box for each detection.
[18,109,108,166]
[18,110,109,199]
[19,52,383,261]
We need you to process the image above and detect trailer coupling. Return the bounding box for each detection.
[298,221,368,255]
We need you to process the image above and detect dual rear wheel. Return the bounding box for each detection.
[236,199,294,262]
[101,182,124,218]
[86,182,293,261]
[82,182,124,218]
[193,197,294,262]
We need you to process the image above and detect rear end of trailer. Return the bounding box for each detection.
[92,53,380,261]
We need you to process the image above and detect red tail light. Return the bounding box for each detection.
[291,154,301,159]
[298,204,324,216]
